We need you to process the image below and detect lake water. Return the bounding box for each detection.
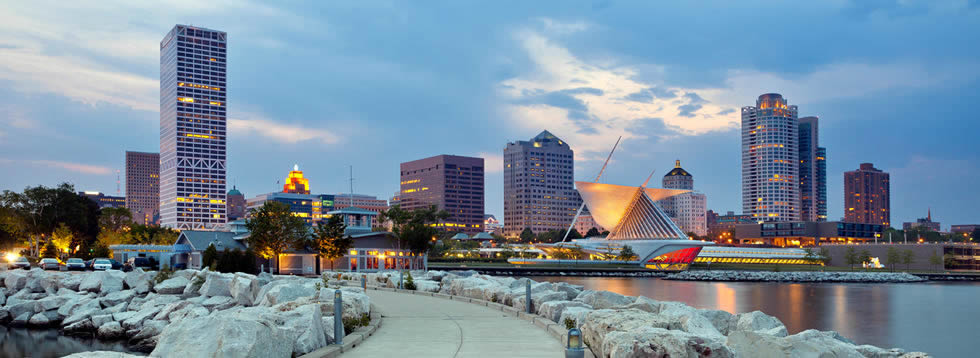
[536,276,980,357]
[0,326,142,357]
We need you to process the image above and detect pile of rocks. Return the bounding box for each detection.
[378,270,929,358]
[667,270,926,283]
[0,268,370,357]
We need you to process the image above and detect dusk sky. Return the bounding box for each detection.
[1,1,978,229]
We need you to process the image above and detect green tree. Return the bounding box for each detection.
[860,249,873,268]
[901,249,916,271]
[41,240,58,258]
[91,242,112,259]
[885,247,900,272]
[803,248,820,265]
[130,225,179,245]
[98,207,133,233]
[311,215,353,271]
[519,227,535,242]
[818,247,831,265]
[844,247,859,270]
[943,253,956,269]
[202,243,219,269]
[382,205,449,256]
[929,251,943,271]
[0,183,99,257]
[244,201,309,274]
[618,245,637,261]
[585,227,601,237]
[566,228,583,240]
[50,223,74,256]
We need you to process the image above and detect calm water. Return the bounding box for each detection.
[536,276,980,357]
[0,326,142,357]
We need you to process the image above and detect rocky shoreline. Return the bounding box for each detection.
[665,270,928,283]
[0,268,370,357]
[387,270,930,358]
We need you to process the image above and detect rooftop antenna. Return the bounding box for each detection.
[561,136,622,243]
[349,165,354,207]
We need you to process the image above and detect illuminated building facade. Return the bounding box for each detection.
[484,214,502,234]
[573,210,604,236]
[903,209,940,231]
[799,117,827,221]
[659,160,707,236]
[246,192,322,226]
[844,163,890,226]
[79,192,127,209]
[735,221,884,247]
[159,25,228,230]
[707,210,754,237]
[400,155,485,234]
[125,151,160,225]
[283,164,310,194]
[226,186,246,221]
[742,93,801,222]
[332,194,389,229]
[503,130,580,237]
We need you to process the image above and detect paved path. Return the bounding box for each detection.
[344,290,563,358]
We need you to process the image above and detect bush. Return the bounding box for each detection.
[491,293,499,303]
[404,271,416,290]
[564,317,576,330]
[154,265,175,284]
[202,244,219,269]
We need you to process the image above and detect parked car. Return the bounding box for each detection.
[11,256,31,270]
[124,257,158,271]
[66,258,86,271]
[39,258,61,270]
[92,259,113,271]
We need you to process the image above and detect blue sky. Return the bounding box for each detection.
[0,1,978,229]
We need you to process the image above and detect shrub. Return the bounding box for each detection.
[191,275,206,291]
[404,271,416,290]
[491,293,499,303]
[202,244,219,269]
[564,317,576,330]
[154,265,175,284]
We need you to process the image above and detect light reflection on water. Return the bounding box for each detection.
[535,276,980,357]
[0,326,141,358]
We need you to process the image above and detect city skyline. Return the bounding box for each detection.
[1,2,978,229]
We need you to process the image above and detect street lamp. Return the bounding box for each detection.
[565,328,584,358]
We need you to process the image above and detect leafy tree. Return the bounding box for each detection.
[901,250,916,271]
[943,253,956,269]
[618,245,637,261]
[41,240,58,258]
[844,247,859,270]
[0,183,99,257]
[860,249,873,268]
[91,242,112,259]
[241,248,259,274]
[600,230,610,237]
[818,247,831,265]
[244,201,309,273]
[96,229,131,247]
[929,251,943,271]
[50,223,74,255]
[311,215,353,271]
[130,225,179,245]
[585,227,601,237]
[519,227,535,242]
[566,228,583,240]
[803,248,820,265]
[498,246,515,259]
[885,247,900,272]
[381,204,449,255]
[202,244,219,269]
[98,207,133,233]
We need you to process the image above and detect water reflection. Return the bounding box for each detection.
[0,326,141,358]
[536,276,980,357]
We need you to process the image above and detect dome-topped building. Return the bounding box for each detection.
[663,160,694,190]
[659,160,706,236]
[226,185,246,221]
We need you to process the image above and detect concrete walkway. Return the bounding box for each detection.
[343,290,563,358]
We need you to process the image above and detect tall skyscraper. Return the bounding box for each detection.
[125,151,160,225]
[660,160,707,236]
[159,25,228,230]
[741,93,801,222]
[503,130,580,237]
[799,117,827,221]
[844,163,890,226]
[400,155,485,234]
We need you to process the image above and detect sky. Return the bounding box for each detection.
[0,0,978,230]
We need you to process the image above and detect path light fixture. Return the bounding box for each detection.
[334,290,343,345]
[565,328,584,358]
[525,280,532,313]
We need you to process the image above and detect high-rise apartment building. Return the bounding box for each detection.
[125,151,160,225]
[844,163,890,226]
[159,25,228,230]
[659,160,707,236]
[400,155,485,234]
[741,93,801,222]
[799,117,827,221]
[503,130,580,237]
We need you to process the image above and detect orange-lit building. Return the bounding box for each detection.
[844,163,890,227]
[283,164,310,194]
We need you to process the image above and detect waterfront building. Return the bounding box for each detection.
[707,210,754,237]
[282,164,310,194]
[332,194,389,229]
[484,214,503,234]
[79,191,127,209]
[951,224,980,234]
[734,221,885,247]
[246,192,322,226]
[659,160,707,236]
[903,209,940,231]
[125,151,160,225]
[159,25,228,230]
[844,163,890,226]
[503,130,580,237]
[226,186,246,221]
[741,93,801,222]
[400,155,485,234]
[799,117,827,221]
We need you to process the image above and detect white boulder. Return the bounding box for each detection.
[229,272,261,306]
[154,276,189,295]
[198,271,233,297]
[100,290,136,308]
[574,290,637,309]
[538,300,593,323]
[97,321,127,339]
[580,309,671,356]
[279,304,329,355]
[152,307,294,357]
[603,326,734,358]
[728,310,789,337]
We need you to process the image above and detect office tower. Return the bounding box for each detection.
[660,160,707,236]
[799,117,827,221]
[125,151,160,225]
[503,130,580,237]
[226,186,246,221]
[741,93,801,222]
[159,25,228,230]
[283,165,310,194]
[845,163,891,226]
[400,155,485,234]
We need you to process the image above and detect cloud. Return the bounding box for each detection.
[29,160,113,175]
[228,111,340,145]
[477,152,504,173]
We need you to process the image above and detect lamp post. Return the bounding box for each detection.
[334,290,343,345]
[525,280,532,314]
[565,328,584,358]
[361,274,366,290]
